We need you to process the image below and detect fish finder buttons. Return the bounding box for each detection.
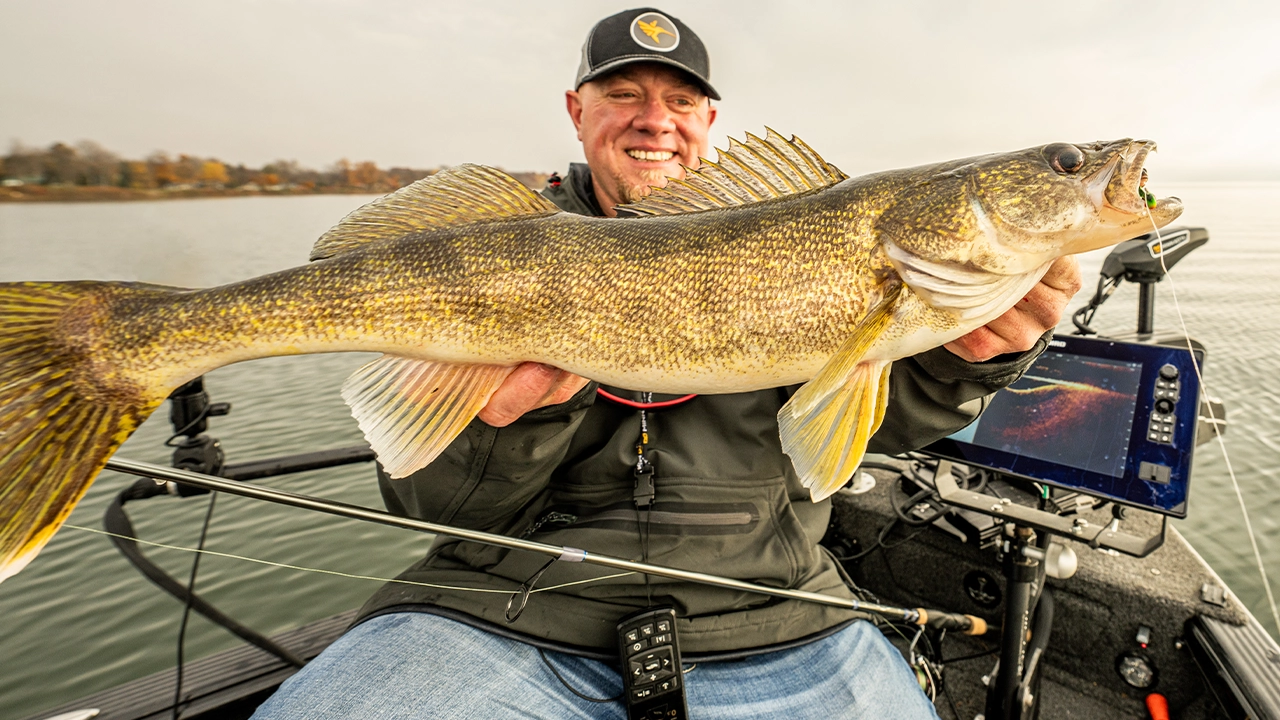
[1148,363,1180,445]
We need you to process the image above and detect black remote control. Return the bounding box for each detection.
[617,606,688,720]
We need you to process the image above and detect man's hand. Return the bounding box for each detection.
[944,256,1083,363]
[478,363,591,427]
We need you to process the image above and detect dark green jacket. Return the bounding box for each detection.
[355,163,1047,654]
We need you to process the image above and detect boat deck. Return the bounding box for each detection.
[27,611,355,720]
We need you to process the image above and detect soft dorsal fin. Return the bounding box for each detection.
[616,128,848,218]
[310,164,560,260]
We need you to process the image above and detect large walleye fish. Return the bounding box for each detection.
[0,130,1181,583]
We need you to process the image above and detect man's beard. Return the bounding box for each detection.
[617,169,671,205]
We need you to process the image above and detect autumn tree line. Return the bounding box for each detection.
[0,140,547,200]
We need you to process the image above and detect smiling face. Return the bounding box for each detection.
[567,63,717,216]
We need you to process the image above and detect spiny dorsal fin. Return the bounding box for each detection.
[617,128,848,218]
[310,164,560,260]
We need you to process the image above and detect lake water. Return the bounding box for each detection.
[1,186,1279,717]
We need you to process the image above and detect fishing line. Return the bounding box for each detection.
[1145,207,1280,634]
[64,523,637,596]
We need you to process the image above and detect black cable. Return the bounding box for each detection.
[834,516,929,563]
[857,461,906,473]
[832,517,897,562]
[637,394,654,607]
[164,405,212,447]
[643,508,653,607]
[940,675,962,719]
[891,485,948,527]
[173,491,217,719]
[537,648,623,703]
[104,479,306,666]
[1072,275,1122,336]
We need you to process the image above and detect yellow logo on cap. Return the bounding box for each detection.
[630,12,680,52]
[637,19,674,44]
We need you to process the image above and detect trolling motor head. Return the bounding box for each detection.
[1100,227,1209,283]
[1073,226,1209,336]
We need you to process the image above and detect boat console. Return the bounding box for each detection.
[903,333,1209,718]
[898,227,1252,719]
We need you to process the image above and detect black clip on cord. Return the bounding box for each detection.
[505,556,558,623]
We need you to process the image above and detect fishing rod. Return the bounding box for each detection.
[102,455,988,636]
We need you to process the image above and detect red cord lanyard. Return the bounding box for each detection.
[595,389,698,408]
[596,389,696,507]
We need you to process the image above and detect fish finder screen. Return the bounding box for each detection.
[948,353,1144,479]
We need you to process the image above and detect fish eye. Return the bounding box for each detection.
[1045,143,1085,174]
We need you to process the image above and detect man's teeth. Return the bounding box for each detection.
[627,150,674,162]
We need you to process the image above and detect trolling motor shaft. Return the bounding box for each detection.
[103,455,987,636]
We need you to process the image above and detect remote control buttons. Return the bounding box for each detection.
[618,607,687,718]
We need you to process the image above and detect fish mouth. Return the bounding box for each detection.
[1092,140,1182,222]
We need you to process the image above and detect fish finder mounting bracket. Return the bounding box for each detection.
[931,460,1168,558]
[929,459,1168,720]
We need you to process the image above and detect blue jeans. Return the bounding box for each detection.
[252,613,941,719]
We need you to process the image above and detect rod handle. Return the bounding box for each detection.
[915,608,989,636]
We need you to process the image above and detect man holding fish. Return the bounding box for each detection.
[252,7,1084,719]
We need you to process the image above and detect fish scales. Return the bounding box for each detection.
[80,192,886,397]
[0,131,1182,583]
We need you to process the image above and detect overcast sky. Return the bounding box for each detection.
[2,1,1277,181]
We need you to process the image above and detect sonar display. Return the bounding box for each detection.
[950,353,1144,479]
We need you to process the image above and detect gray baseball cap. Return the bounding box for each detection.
[574,8,720,100]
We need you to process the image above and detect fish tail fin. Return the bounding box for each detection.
[0,282,164,583]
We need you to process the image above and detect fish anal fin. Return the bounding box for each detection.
[310,165,560,260]
[780,361,893,502]
[786,284,901,418]
[341,356,515,478]
[778,285,903,502]
[615,129,849,218]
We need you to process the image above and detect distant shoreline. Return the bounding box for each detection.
[0,185,395,203]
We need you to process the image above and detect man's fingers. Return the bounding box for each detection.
[541,372,592,408]
[1040,255,1084,294]
[478,363,589,427]
[944,256,1083,362]
[478,363,561,427]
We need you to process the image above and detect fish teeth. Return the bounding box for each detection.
[627,150,675,162]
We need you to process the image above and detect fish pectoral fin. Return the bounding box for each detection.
[779,360,892,502]
[777,286,901,502]
[342,356,515,479]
